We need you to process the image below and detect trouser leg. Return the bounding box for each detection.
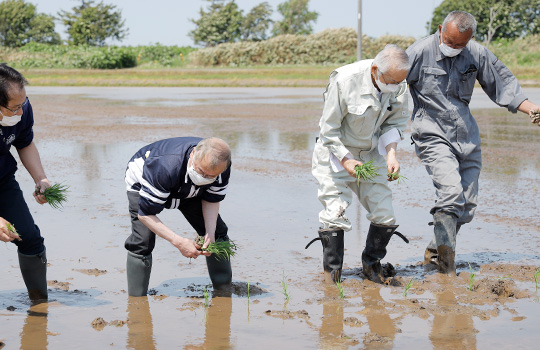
[1,174,47,300]
[179,198,231,289]
[124,191,155,296]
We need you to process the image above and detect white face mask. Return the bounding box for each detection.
[187,161,217,186]
[439,42,463,57]
[0,113,22,127]
[375,71,399,94]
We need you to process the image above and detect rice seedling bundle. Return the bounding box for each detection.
[36,183,69,209]
[195,236,238,261]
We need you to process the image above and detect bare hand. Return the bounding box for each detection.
[0,217,16,242]
[386,157,401,182]
[198,233,215,257]
[173,236,203,259]
[33,178,51,205]
[341,158,364,178]
[529,108,540,127]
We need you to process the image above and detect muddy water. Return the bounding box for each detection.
[1,88,539,349]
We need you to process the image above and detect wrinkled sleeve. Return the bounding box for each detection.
[477,47,527,113]
[380,82,409,137]
[405,46,421,86]
[137,156,175,216]
[318,71,350,161]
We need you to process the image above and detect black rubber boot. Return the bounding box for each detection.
[18,248,48,302]
[305,228,344,283]
[126,251,152,297]
[424,222,461,266]
[206,254,232,292]
[433,211,458,275]
[362,223,409,283]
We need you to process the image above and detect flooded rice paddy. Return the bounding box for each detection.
[1,87,539,349]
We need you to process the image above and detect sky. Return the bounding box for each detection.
[34,0,444,47]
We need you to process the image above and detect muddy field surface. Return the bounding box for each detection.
[1,87,539,349]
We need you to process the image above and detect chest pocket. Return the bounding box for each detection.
[457,64,477,101]
[421,66,447,95]
[344,103,378,140]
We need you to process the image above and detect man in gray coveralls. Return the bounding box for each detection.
[406,11,540,274]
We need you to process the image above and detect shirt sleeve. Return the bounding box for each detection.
[318,71,350,161]
[477,47,527,113]
[137,156,176,216]
[202,166,230,203]
[13,102,34,150]
[405,46,421,86]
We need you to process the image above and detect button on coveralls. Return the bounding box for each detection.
[312,60,409,231]
[406,32,527,224]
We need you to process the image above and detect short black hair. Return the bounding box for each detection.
[0,63,28,107]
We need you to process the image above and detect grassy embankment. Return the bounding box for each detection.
[1,30,538,87]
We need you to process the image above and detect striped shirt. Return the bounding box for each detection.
[125,137,230,216]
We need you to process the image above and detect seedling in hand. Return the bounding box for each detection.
[195,236,238,261]
[354,159,381,184]
[403,277,415,298]
[6,223,21,241]
[36,183,69,209]
[388,172,407,184]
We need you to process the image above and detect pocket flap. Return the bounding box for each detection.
[347,104,369,115]
[423,67,447,76]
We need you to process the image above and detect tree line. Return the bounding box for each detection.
[0,0,537,50]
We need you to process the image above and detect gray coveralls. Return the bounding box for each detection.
[312,59,409,231]
[406,31,527,224]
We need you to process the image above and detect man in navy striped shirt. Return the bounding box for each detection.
[124,136,232,296]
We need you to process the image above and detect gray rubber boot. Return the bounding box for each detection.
[305,228,344,283]
[18,248,48,301]
[433,211,458,275]
[424,223,461,265]
[126,251,152,297]
[362,223,409,283]
[206,253,232,292]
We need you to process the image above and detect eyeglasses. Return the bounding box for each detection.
[193,161,219,179]
[1,97,28,115]
[379,70,400,85]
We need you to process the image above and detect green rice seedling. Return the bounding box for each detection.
[535,268,540,292]
[497,274,511,280]
[203,286,210,308]
[195,236,238,261]
[354,159,381,184]
[467,262,476,291]
[36,183,69,209]
[387,172,407,184]
[403,277,415,298]
[281,271,290,301]
[6,222,21,241]
[336,281,345,299]
[247,282,251,301]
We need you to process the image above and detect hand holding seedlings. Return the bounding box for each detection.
[530,110,540,125]
[0,218,21,242]
[195,236,237,261]
[35,183,69,209]
[388,172,407,184]
[354,159,381,184]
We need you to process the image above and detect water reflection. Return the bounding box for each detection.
[126,297,156,350]
[318,286,346,349]
[430,290,477,349]
[185,295,233,350]
[20,302,49,350]
[362,287,397,350]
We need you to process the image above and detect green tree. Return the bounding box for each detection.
[58,0,128,46]
[272,0,318,36]
[242,2,273,41]
[0,0,60,47]
[429,0,540,47]
[189,0,244,47]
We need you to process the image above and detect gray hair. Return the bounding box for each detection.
[442,11,477,35]
[373,44,410,74]
[194,137,231,169]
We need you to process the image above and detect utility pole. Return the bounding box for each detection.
[357,0,362,61]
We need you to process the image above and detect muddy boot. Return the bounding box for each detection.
[126,251,152,297]
[18,248,48,302]
[206,254,232,292]
[433,211,458,275]
[305,228,344,283]
[362,223,409,283]
[424,223,461,265]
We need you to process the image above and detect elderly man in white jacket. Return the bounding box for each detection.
[306,44,411,284]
